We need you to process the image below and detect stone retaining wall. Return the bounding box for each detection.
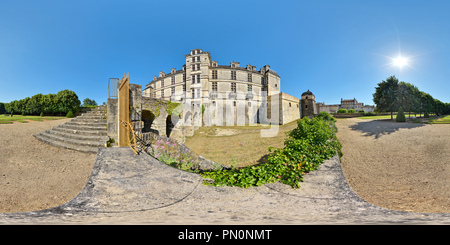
[139,131,226,171]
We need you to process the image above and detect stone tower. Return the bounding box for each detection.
[301,90,316,118]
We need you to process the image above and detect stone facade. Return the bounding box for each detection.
[142,49,293,126]
[316,98,375,113]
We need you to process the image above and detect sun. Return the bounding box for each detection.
[392,56,408,68]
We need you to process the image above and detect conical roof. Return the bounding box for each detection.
[302,90,314,96]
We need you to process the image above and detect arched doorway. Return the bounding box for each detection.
[142,109,156,133]
[166,115,174,137]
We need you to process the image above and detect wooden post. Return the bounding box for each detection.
[118,73,130,147]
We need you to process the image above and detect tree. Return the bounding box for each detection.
[373,75,399,119]
[82,98,98,107]
[396,107,406,122]
[54,89,81,115]
[0,102,5,114]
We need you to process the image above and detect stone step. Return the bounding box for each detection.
[77,115,106,120]
[71,118,107,123]
[34,105,109,153]
[52,126,108,136]
[65,121,107,127]
[38,131,107,148]
[34,133,102,154]
[59,123,106,131]
[48,129,109,142]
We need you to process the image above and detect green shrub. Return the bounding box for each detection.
[358,110,365,114]
[317,111,336,123]
[201,116,342,189]
[337,108,348,113]
[364,112,376,116]
[396,107,406,122]
[424,111,430,118]
[66,111,74,118]
[348,109,356,114]
[40,112,44,117]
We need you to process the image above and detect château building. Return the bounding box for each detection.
[142,49,301,126]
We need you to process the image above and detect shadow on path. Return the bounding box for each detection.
[349,119,427,139]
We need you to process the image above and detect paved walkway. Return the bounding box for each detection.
[1,147,449,224]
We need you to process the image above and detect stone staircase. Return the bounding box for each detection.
[34,105,109,153]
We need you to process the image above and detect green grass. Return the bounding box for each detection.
[184,120,299,168]
[0,114,66,124]
[428,115,450,124]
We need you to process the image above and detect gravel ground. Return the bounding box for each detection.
[336,118,450,213]
[1,117,449,215]
[0,119,96,213]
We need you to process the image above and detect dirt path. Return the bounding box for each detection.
[336,118,450,213]
[0,119,96,213]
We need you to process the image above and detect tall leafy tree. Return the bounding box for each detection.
[373,75,399,119]
[82,98,97,107]
[54,89,81,115]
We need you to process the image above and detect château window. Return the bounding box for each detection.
[247,84,252,92]
[183,73,186,83]
[171,76,175,85]
[161,80,164,87]
[191,75,195,84]
[248,73,252,82]
[196,74,200,83]
[183,84,186,91]
[161,90,164,98]
[191,88,195,98]
[212,70,217,79]
[231,71,236,80]
[171,87,175,95]
[212,82,218,91]
[231,82,236,93]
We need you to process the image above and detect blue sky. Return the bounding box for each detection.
[1,0,449,106]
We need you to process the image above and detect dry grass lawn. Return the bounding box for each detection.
[184,121,298,167]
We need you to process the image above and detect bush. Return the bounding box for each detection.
[66,111,74,118]
[40,112,44,117]
[396,107,406,122]
[317,111,336,123]
[424,111,430,118]
[364,112,376,116]
[348,109,356,114]
[337,108,348,113]
[201,116,342,189]
[358,110,365,114]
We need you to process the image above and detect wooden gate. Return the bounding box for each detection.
[118,73,130,147]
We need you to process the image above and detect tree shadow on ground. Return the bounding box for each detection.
[349,119,427,139]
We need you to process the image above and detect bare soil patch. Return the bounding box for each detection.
[336,118,450,213]
[0,119,96,213]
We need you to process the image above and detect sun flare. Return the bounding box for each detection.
[392,56,408,68]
